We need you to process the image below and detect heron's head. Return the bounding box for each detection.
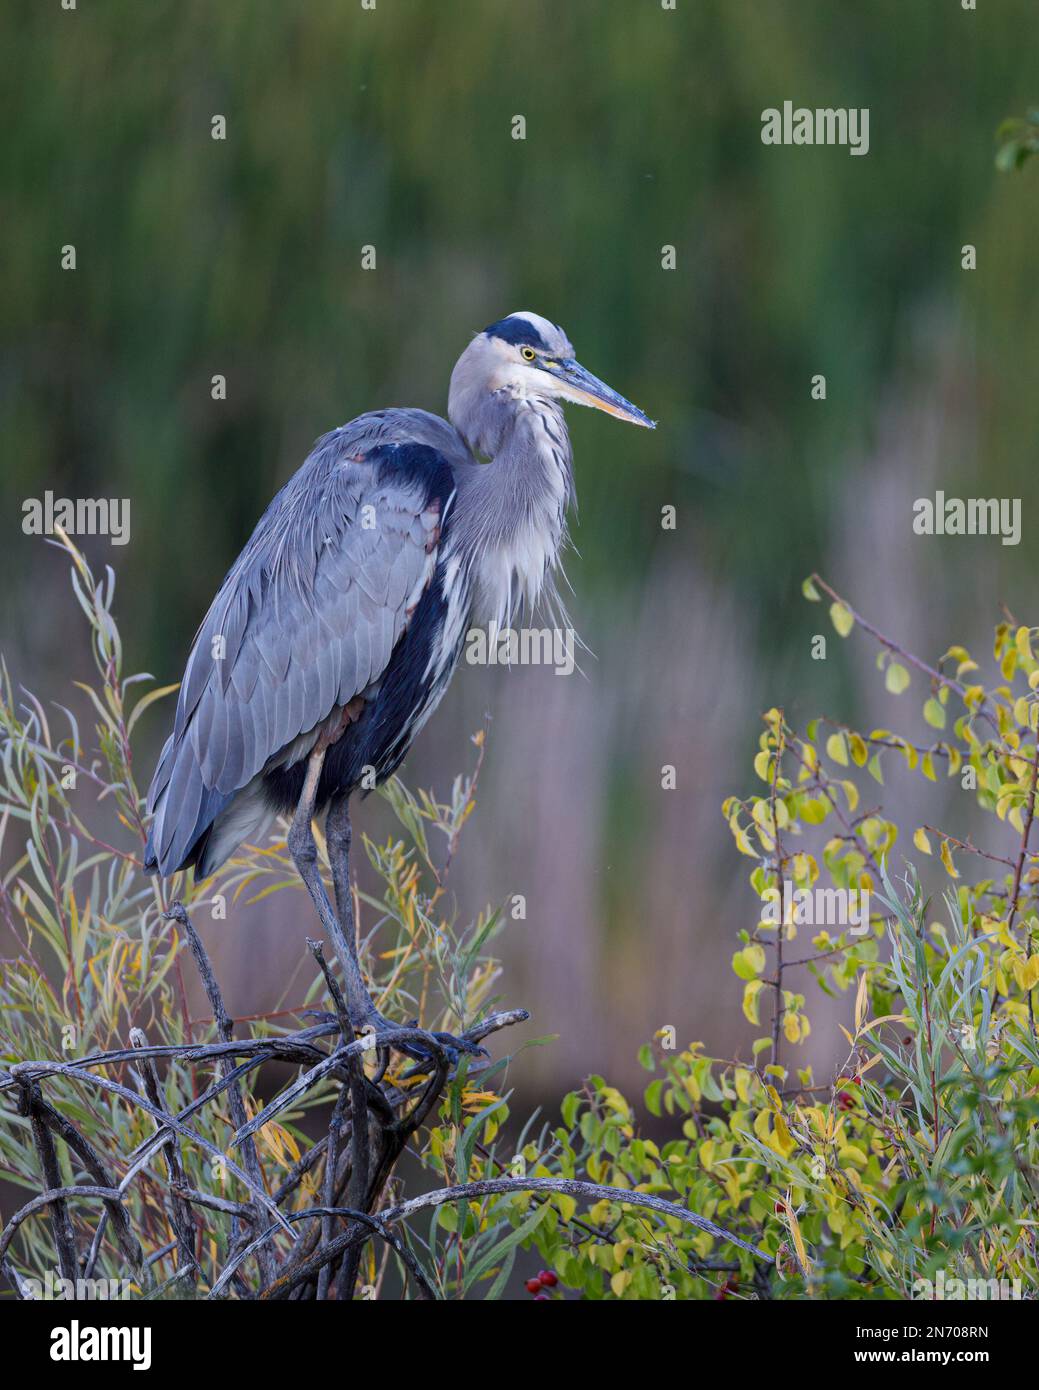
[449,310,654,454]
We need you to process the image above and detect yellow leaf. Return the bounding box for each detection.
[939,839,960,879]
[1013,955,1039,992]
[854,971,868,1032]
[913,827,932,856]
[733,943,766,980]
[885,662,910,694]
[780,1196,811,1275]
[772,1114,796,1157]
[742,980,763,1025]
[858,1014,908,1034]
[830,602,854,637]
[826,732,848,766]
[126,682,181,736]
[838,1144,868,1167]
[554,1193,577,1222]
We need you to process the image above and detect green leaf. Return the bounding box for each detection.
[885,662,910,694]
[462,1200,549,1294]
[733,943,766,980]
[457,1094,510,1184]
[645,1079,664,1117]
[482,1246,516,1300]
[923,697,945,729]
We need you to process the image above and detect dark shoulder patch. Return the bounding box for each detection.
[366,442,456,515]
[482,315,548,350]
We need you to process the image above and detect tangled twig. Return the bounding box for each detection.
[1,902,764,1299]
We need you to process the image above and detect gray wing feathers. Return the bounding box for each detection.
[147,417,454,872]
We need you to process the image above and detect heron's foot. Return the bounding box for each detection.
[304,1006,486,1072]
[354,1010,487,1074]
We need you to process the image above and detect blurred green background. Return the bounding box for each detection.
[2,0,1038,1093]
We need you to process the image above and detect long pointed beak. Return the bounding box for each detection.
[542,358,656,429]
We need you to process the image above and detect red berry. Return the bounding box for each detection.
[525,1278,542,1295]
[837,1090,854,1110]
[538,1269,558,1287]
[534,1293,550,1301]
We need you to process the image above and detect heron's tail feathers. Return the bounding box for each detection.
[192,780,277,880]
[144,731,238,879]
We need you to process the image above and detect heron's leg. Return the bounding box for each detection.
[324,792,380,1030]
[321,787,485,1067]
[287,749,363,1014]
[325,792,355,940]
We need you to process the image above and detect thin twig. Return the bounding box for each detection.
[23,1084,78,1283]
[168,901,276,1285]
[307,937,371,1300]
[209,1206,436,1301]
[1006,739,1039,1034]
[260,1177,769,1300]
[810,573,1000,735]
[130,1028,199,1287]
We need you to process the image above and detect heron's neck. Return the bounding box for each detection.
[454,399,575,628]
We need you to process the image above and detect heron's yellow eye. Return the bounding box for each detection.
[521,346,537,362]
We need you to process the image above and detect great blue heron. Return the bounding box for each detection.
[144,311,654,1059]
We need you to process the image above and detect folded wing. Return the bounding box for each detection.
[145,425,456,876]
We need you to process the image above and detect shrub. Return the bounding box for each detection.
[0,536,760,1300]
[522,575,1039,1299]
[4,545,1036,1299]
